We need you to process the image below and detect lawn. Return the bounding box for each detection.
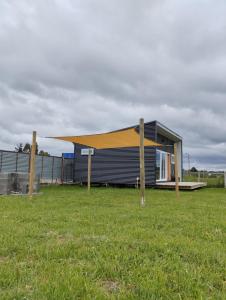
[183,174,224,188]
[0,186,225,299]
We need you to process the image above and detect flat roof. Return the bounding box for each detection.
[155,121,182,142]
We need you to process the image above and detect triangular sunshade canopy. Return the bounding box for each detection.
[51,127,160,149]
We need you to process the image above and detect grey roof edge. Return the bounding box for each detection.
[154,120,182,141]
[90,120,182,141]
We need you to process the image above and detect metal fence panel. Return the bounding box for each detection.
[1,152,17,172]
[35,156,43,178]
[63,159,74,182]
[42,156,54,181]
[0,150,74,183]
[17,153,29,173]
[53,157,62,182]
[183,170,224,188]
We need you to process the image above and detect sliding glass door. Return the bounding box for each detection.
[156,150,168,181]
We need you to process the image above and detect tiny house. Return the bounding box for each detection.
[71,121,182,186]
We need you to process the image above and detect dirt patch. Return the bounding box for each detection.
[101,280,121,294]
[0,256,8,263]
[57,233,74,244]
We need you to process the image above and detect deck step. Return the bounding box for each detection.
[156,182,207,190]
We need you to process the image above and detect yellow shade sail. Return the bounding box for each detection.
[52,127,160,149]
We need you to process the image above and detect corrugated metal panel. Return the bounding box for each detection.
[53,157,62,181]
[0,151,73,183]
[63,159,74,182]
[1,152,17,172]
[42,156,54,180]
[17,153,29,173]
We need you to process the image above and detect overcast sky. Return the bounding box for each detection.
[0,0,226,170]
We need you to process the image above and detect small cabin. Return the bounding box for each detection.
[72,121,182,186]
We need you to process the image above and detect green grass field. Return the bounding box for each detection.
[184,175,224,188]
[0,186,225,299]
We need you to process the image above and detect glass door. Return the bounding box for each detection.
[156,150,168,181]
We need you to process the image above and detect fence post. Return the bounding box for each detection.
[15,152,18,172]
[28,153,31,173]
[41,155,44,182]
[61,155,64,184]
[28,131,37,198]
[198,171,200,182]
[52,156,55,184]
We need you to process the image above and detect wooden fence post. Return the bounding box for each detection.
[174,143,180,198]
[87,151,92,191]
[139,118,145,207]
[28,131,37,198]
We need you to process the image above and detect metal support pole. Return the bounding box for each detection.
[28,153,31,173]
[139,118,145,207]
[15,152,18,172]
[52,156,55,184]
[198,171,200,182]
[28,131,37,198]
[61,155,64,184]
[41,155,44,182]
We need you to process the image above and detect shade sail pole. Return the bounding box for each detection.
[139,118,145,207]
[29,131,37,198]
[174,143,180,198]
[87,150,92,191]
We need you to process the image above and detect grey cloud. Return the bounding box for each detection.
[0,0,226,169]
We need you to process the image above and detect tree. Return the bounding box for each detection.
[39,150,50,156]
[190,167,198,172]
[15,142,47,155]
[23,143,38,155]
[15,143,23,153]
[23,143,31,153]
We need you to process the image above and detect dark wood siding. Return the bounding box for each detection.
[74,121,157,186]
[156,133,174,154]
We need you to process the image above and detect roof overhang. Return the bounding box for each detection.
[156,121,182,142]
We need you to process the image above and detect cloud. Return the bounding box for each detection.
[0,0,226,169]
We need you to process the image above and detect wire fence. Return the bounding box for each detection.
[0,150,74,184]
[183,170,225,188]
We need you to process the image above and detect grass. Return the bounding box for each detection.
[0,186,225,299]
[184,174,224,188]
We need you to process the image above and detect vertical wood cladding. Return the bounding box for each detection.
[74,121,157,186]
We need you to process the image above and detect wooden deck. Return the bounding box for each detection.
[156,182,207,190]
